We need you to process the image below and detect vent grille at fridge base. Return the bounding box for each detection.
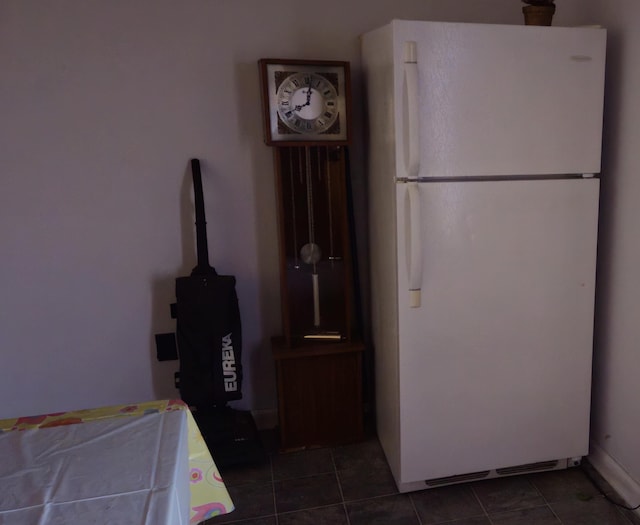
[496,460,559,476]
[424,460,561,488]
[425,470,491,487]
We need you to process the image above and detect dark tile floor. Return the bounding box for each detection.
[209,431,640,525]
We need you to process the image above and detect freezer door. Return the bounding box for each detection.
[395,179,599,484]
[391,21,606,178]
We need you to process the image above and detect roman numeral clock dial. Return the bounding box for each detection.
[259,59,350,146]
[276,72,339,134]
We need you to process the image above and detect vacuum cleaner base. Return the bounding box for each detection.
[193,407,265,469]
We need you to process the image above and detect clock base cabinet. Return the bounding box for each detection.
[272,338,364,451]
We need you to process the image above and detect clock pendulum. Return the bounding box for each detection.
[300,146,321,328]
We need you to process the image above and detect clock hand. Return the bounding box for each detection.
[294,86,313,112]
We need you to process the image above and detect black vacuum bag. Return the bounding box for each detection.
[176,274,243,406]
[175,159,243,407]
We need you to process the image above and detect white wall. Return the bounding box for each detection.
[0,0,588,419]
[589,0,640,501]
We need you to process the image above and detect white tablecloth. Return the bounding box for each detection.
[0,400,234,524]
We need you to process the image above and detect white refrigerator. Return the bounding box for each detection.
[361,20,606,492]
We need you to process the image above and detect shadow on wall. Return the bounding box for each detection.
[591,27,625,441]
[149,161,201,401]
[232,59,281,411]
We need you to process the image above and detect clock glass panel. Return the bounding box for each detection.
[262,61,349,145]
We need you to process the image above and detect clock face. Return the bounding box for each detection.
[259,60,350,145]
[276,72,339,134]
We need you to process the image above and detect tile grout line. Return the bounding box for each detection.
[329,446,352,525]
[212,512,276,525]
[469,483,495,525]
[527,475,565,525]
[269,468,338,483]
[270,454,279,525]
[407,492,424,525]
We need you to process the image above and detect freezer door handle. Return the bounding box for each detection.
[406,182,423,307]
[403,41,420,179]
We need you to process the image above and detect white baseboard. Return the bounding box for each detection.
[251,408,278,430]
[589,440,640,519]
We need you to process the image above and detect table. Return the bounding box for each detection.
[0,399,234,524]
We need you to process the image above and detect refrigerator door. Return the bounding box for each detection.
[390,21,606,179]
[395,178,598,485]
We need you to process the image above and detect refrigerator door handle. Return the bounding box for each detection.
[406,182,423,308]
[403,41,420,179]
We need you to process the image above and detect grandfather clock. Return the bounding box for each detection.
[259,58,364,450]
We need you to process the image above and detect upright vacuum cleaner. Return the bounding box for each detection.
[172,158,263,468]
